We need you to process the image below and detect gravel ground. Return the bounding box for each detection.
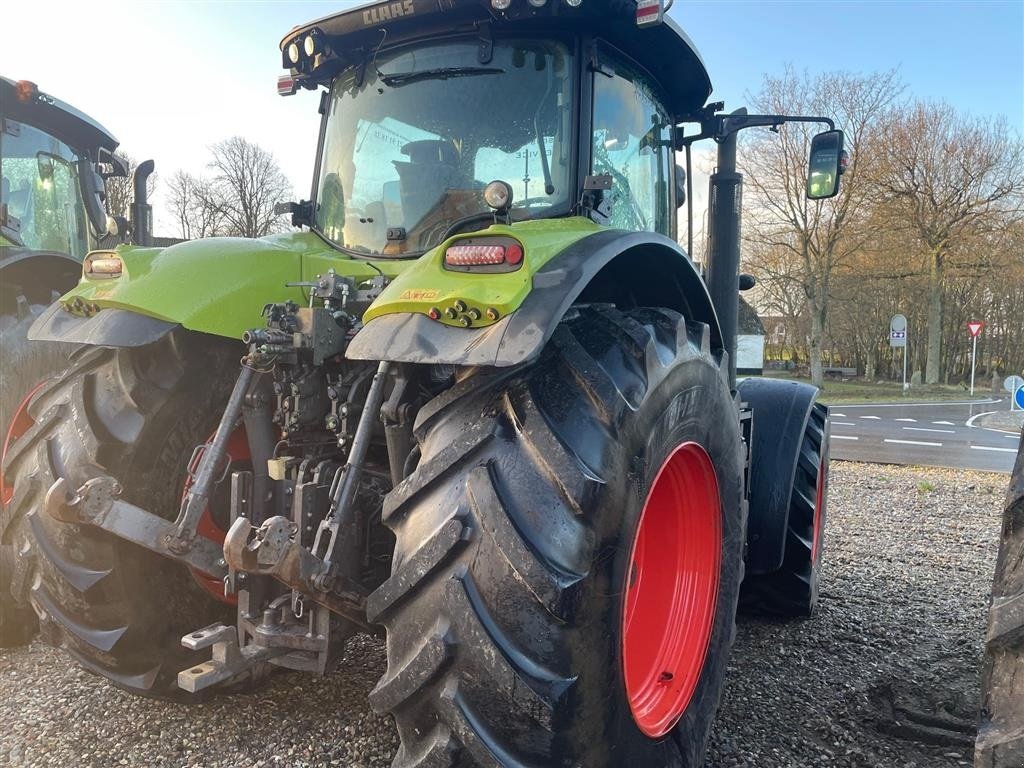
[0,461,1007,768]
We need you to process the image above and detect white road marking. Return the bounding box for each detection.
[966,411,996,428]
[1006,434,1022,439]
[861,415,881,420]
[831,421,856,426]
[903,426,955,434]
[831,435,859,440]
[970,445,1018,453]
[840,399,1001,408]
[884,438,942,447]
[933,421,954,425]
[830,413,847,418]
[894,418,916,422]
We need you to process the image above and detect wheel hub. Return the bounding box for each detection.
[622,441,722,738]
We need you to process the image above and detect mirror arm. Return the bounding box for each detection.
[676,111,835,147]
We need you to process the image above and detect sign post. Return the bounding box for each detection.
[967,321,984,396]
[890,314,908,391]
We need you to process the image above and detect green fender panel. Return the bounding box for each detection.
[40,231,409,341]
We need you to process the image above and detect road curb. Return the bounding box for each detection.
[977,411,1024,433]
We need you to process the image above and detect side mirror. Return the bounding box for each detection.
[806,129,846,200]
[96,148,130,179]
[36,153,56,182]
[77,154,110,238]
[675,164,686,208]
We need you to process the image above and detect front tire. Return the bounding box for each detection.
[368,306,746,767]
[1,330,241,699]
[739,401,829,617]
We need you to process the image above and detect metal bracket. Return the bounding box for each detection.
[223,515,368,628]
[44,476,228,579]
[177,623,286,693]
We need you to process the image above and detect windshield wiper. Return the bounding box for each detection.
[379,66,504,88]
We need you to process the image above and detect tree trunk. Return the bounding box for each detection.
[925,250,943,384]
[809,305,825,388]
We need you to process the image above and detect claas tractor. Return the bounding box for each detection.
[1,1,845,764]
[0,76,154,646]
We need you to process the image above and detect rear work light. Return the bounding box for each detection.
[443,237,524,273]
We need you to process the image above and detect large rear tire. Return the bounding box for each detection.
[975,440,1024,767]
[368,305,746,767]
[739,401,829,617]
[1,330,242,699]
[0,300,74,647]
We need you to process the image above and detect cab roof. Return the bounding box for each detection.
[0,76,120,156]
[280,0,712,117]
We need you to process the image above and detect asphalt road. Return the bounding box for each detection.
[827,397,1022,473]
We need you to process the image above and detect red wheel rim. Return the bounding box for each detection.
[622,442,722,738]
[811,450,828,563]
[181,426,251,603]
[1,380,50,505]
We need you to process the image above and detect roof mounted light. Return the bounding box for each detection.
[527,0,548,7]
[564,0,583,6]
[287,41,301,65]
[491,0,512,8]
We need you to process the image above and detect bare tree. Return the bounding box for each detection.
[207,137,292,238]
[103,154,157,219]
[166,170,224,240]
[870,103,1024,383]
[739,67,903,387]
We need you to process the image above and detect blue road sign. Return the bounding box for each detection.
[1016,384,1024,410]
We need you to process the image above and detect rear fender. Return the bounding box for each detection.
[28,232,405,347]
[347,227,722,366]
[738,377,821,574]
[0,250,81,307]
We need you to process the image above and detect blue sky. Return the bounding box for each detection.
[3,0,1021,233]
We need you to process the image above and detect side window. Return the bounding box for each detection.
[591,52,673,235]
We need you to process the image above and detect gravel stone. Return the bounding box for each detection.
[0,461,1005,766]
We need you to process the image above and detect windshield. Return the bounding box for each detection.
[315,38,574,256]
[0,122,89,254]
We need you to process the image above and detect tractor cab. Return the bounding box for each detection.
[0,78,128,261]
[279,0,712,256]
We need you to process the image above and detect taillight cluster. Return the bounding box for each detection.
[83,251,123,279]
[443,237,524,273]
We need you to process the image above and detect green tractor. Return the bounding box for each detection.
[0,76,155,646]
[3,1,844,763]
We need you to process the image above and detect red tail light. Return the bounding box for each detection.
[277,75,298,96]
[443,237,524,272]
